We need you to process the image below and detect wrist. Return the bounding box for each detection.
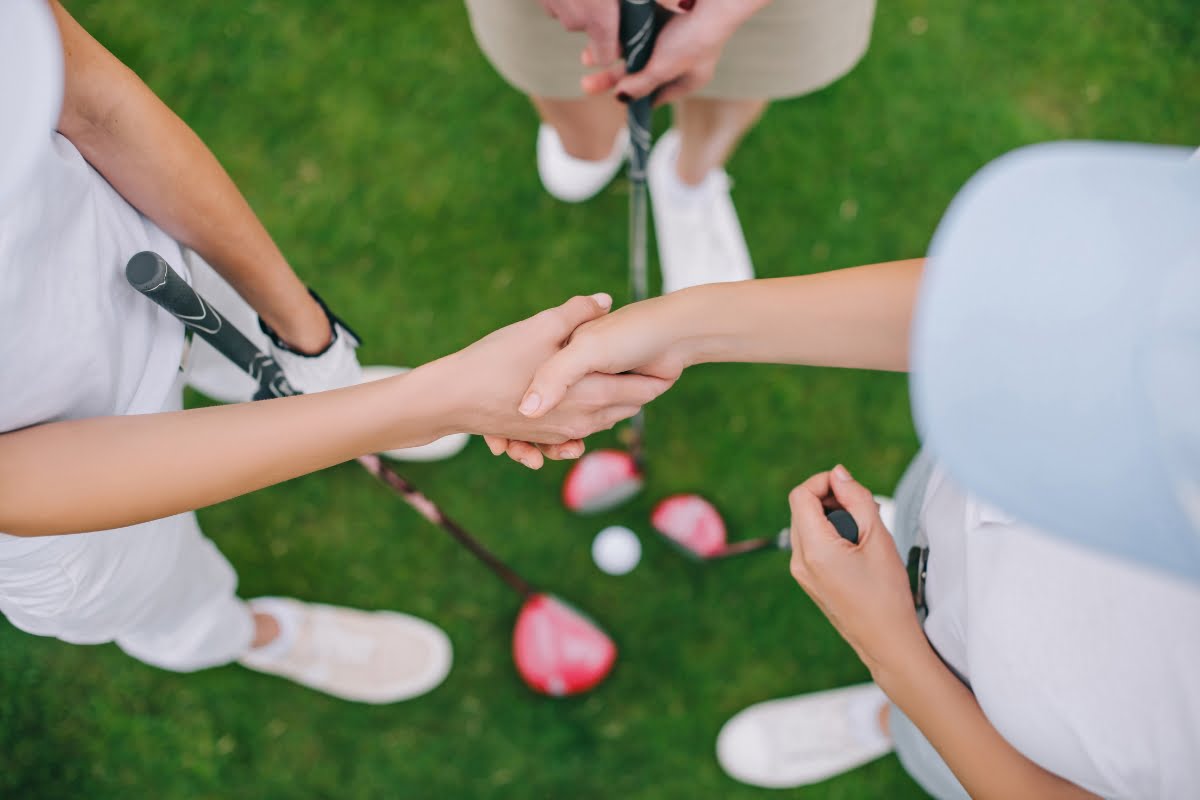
[260,291,335,355]
[405,354,474,438]
[867,635,941,698]
[667,283,740,367]
[376,358,463,447]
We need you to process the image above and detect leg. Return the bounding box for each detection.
[0,510,452,702]
[113,514,257,671]
[532,95,629,203]
[672,97,768,185]
[0,511,257,672]
[645,0,875,291]
[462,0,625,200]
[646,99,763,293]
[531,95,625,161]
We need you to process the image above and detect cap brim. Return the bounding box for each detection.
[912,142,1200,583]
[0,0,64,211]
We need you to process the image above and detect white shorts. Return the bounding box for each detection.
[0,250,257,672]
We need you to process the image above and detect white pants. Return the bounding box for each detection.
[0,511,254,672]
[0,251,262,672]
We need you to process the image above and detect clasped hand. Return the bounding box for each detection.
[425,292,672,466]
[539,0,765,105]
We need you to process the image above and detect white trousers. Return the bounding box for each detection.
[0,510,254,672]
[0,251,263,672]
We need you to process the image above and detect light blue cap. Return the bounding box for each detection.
[912,142,1200,583]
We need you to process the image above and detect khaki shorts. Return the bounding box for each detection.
[464,0,876,100]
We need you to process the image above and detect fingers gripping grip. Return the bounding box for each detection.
[775,509,861,550]
[825,509,860,545]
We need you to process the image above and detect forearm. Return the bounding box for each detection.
[0,370,447,537]
[51,1,328,352]
[674,259,923,371]
[876,647,1096,800]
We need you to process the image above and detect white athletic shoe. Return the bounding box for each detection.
[648,129,755,294]
[240,597,453,704]
[358,365,470,462]
[716,683,893,789]
[537,124,628,203]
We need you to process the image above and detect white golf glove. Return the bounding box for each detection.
[260,291,364,395]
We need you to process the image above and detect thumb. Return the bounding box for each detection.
[613,64,665,102]
[519,340,595,418]
[828,464,880,533]
[551,292,613,334]
[519,293,612,418]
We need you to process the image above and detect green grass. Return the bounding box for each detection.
[3,1,1197,797]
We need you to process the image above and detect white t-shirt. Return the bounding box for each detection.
[921,466,1200,798]
[0,132,186,435]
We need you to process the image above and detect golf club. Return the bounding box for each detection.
[562,0,663,514]
[125,251,617,697]
[651,493,859,561]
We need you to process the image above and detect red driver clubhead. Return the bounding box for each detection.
[512,593,618,697]
[562,449,644,514]
[651,494,728,558]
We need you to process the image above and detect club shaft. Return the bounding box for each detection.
[708,535,779,560]
[620,0,655,306]
[620,0,659,469]
[125,251,535,598]
[356,455,533,596]
[628,121,650,304]
[706,509,860,560]
[627,134,648,468]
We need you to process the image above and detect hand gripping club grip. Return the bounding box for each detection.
[125,251,298,401]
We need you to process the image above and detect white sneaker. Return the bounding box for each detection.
[648,128,755,294]
[716,683,893,789]
[240,597,452,704]
[537,124,628,203]
[358,365,470,461]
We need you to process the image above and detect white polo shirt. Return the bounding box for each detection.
[0,131,186,435]
[921,466,1200,798]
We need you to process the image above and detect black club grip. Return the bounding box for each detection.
[125,251,298,400]
[825,509,860,545]
[619,0,659,75]
[619,0,663,180]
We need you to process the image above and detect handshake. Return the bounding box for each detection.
[412,289,692,469]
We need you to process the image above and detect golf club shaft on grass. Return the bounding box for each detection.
[125,251,535,597]
[619,0,661,469]
[710,509,860,559]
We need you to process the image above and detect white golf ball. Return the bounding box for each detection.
[592,526,642,576]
